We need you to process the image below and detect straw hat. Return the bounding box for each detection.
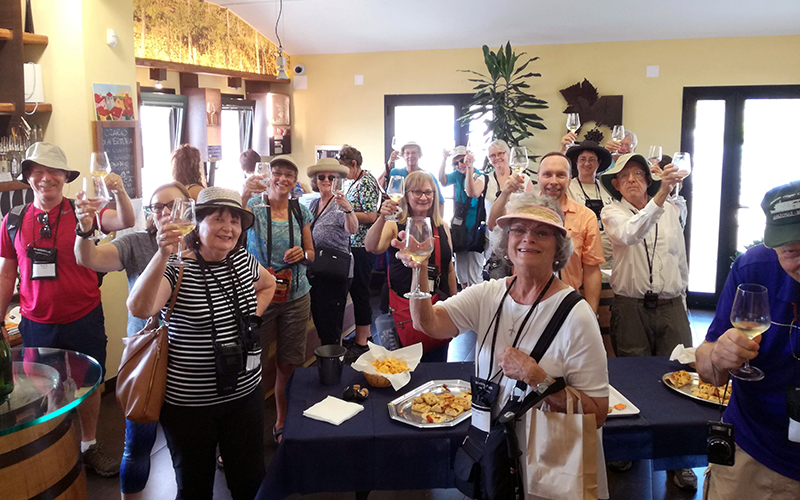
[495,204,567,236]
[307,158,349,177]
[194,187,254,230]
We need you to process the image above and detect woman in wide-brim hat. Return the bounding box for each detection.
[306,158,358,346]
[405,191,610,498]
[127,186,276,499]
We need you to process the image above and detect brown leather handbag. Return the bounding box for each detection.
[116,268,183,424]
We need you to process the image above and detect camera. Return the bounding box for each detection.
[214,340,244,396]
[643,290,659,310]
[707,421,735,466]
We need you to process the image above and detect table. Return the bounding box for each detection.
[259,357,721,499]
[0,348,103,500]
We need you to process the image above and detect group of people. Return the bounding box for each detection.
[1,133,798,500]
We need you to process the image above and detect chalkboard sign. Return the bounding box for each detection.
[93,121,142,199]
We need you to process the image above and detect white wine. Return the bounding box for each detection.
[174,222,196,237]
[732,320,769,339]
[405,250,432,263]
[90,170,109,178]
[389,194,403,203]
[511,165,526,176]
[568,126,578,133]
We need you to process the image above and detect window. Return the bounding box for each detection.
[139,93,188,202]
[214,97,255,192]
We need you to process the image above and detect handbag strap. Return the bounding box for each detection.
[162,267,184,323]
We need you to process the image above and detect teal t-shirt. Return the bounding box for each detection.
[446,170,479,230]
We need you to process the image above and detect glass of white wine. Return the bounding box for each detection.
[729,283,770,381]
[80,176,111,241]
[509,146,529,176]
[566,113,580,148]
[170,198,196,268]
[672,152,692,178]
[253,162,271,208]
[647,145,662,168]
[403,216,434,300]
[385,175,405,222]
[611,125,626,145]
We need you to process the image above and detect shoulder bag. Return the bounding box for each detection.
[116,267,184,424]
[308,197,351,280]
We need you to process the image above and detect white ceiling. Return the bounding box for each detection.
[214,0,800,55]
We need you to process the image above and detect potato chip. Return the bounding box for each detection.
[372,357,410,374]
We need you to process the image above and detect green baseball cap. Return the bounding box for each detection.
[761,180,800,248]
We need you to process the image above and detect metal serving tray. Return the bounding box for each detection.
[662,371,729,407]
[387,379,472,429]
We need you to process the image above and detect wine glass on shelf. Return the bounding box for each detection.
[611,125,625,146]
[729,283,770,381]
[509,146,529,176]
[566,113,580,148]
[403,216,434,300]
[170,198,196,268]
[647,146,662,170]
[385,175,405,222]
[253,162,271,208]
[80,176,111,241]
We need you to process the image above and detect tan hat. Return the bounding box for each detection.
[401,141,422,155]
[194,187,254,230]
[452,146,467,159]
[307,158,349,177]
[495,204,567,236]
[270,155,299,173]
[20,143,81,184]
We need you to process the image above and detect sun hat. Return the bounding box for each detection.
[20,143,81,184]
[761,180,800,248]
[401,141,422,155]
[269,155,298,173]
[307,158,349,177]
[495,203,567,236]
[565,141,613,178]
[599,153,661,201]
[194,187,254,231]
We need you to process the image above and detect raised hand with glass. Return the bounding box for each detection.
[728,283,770,381]
[253,162,271,208]
[403,216,434,299]
[510,146,529,176]
[385,175,405,222]
[80,175,111,241]
[170,198,196,267]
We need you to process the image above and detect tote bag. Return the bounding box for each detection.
[526,386,598,500]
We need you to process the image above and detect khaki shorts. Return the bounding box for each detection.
[704,446,800,500]
[259,293,311,366]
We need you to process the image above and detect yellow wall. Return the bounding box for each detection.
[29,0,138,379]
[291,35,800,181]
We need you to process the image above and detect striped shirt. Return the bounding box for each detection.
[162,248,261,406]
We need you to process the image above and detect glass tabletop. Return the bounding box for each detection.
[0,347,103,436]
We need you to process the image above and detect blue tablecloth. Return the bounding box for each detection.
[258,357,721,498]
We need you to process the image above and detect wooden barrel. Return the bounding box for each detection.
[0,412,87,500]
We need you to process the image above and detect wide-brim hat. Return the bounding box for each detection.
[495,204,568,236]
[600,153,661,201]
[307,158,349,177]
[761,180,800,248]
[20,142,81,184]
[269,155,298,173]
[565,141,613,178]
[194,187,254,231]
[401,141,422,155]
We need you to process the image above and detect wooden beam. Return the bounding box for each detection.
[0,28,12,40]
[22,33,47,45]
[136,58,291,84]
[180,72,199,94]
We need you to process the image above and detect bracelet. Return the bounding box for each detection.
[344,210,353,214]
[75,223,96,239]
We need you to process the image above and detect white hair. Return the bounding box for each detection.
[624,130,638,149]
[488,139,509,153]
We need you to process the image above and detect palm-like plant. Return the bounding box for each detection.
[459,42,548,149]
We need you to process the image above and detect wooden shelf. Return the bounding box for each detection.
[24,102,51,113]
[22,32,48,45]
[0,28,11,41]
[0,103,15,113]
[0,181,28,192]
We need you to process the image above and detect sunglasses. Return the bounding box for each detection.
[316,174,338,182]
[452,158,466,167]
[37,212,51,239]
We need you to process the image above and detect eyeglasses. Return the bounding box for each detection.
[271,170,296,179]
[410,190,435,199]
[577,157,598,164]
[616,169,646,180]
[317,174,337,182]
[488,151,507,160]
[508,225,555,239]
[147,200,176,215]
[37,212,51,239]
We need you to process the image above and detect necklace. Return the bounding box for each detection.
[507,305,530,337]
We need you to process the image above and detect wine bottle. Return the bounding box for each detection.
[0,332,13,403]
[24,0,35,34]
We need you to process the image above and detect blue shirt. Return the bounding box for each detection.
[706,244,800,480]
[445,170,479,230]
[246,200,312,301]
[389,167,444,202]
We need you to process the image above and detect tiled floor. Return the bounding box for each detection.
[85,281,715,499]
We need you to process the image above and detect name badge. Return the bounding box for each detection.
[246,349,261,372]
[471,407,491,433]
[27,247,58,280]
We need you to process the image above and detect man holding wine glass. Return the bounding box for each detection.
[0,143,135,477]
[695,181,800,500]
[379,141,445,216]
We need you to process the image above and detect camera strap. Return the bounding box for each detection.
[196,252,244,346]
[629,207,658,291]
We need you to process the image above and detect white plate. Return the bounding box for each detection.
[606,385,639,417]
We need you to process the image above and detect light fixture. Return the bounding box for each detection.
[149,68,167,90]
[228,77,242,90]
[274,0,289,80]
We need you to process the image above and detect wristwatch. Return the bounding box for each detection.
[535,374,556,394]
[75,222,96,239]
[303,250,309,261]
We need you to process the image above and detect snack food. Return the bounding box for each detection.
[411,389,472,422]
[372,358,410,374]
[691,383,732,405]
[665,370,693,388]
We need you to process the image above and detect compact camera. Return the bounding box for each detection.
[214,340,244,396]
[643,290,659,310]
[707,421,735,466]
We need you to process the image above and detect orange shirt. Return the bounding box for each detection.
[560,196,605,290]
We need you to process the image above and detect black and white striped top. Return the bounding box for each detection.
[162,248,261,406]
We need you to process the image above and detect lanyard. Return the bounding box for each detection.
[30,199,65,249]
[578,179,602,202]
[310,196,334,234]
[265,204,295,269]
[629,207,658,290]
[196,253,243,343]
[346,170,365,198]
[478,274,555,382]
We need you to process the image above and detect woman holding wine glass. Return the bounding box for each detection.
[364,171,456,362]
[695,180,800,500]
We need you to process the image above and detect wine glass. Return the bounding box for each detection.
[80,176,111,241]
[729,283,770,381]
[403,217,434,300]
[332,175,344,193]
[647,146,663,170]
[611,125,626,145]
[90,151,111,178]
[170,198,196,268]
[672,152,692,178]
[509,146,529,176]
[253,162,271,208]
[566,113,580,148]
[391,136,400,152]
[385,176,405,222]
